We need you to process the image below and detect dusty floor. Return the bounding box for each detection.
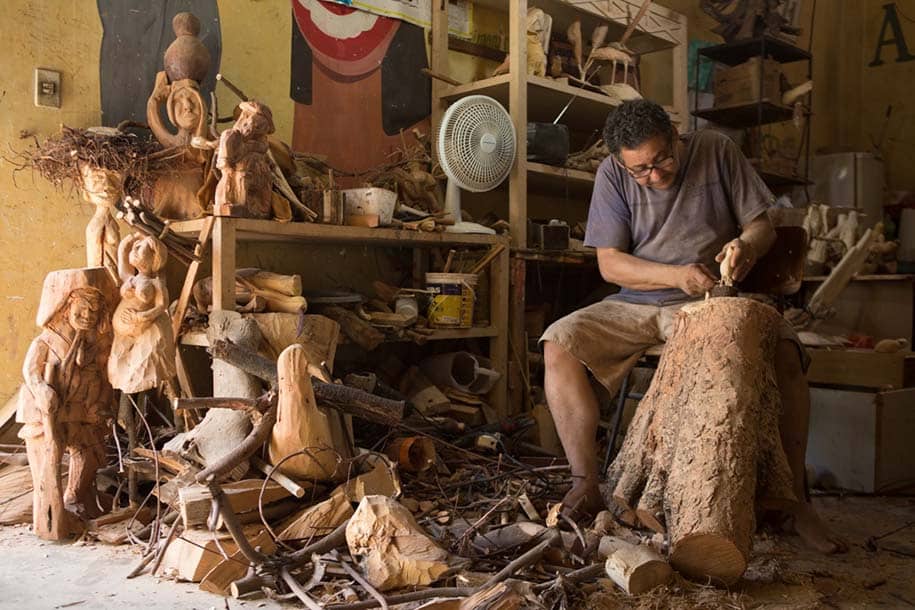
[0,495,913,609]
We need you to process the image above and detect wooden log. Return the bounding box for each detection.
[208,339,405,426]
[194,401,277,484]
[199,529,276,595]
[599,536,672,595]
[322,306,385,351]
[607,298,796,586]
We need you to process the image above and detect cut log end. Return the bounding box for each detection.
[670,533,747,586]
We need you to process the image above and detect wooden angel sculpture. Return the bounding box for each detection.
[108,234,177,396]
[16,267,118,539]
[146,12,213,220]
[79,162,124,282]
[212,101,276,218]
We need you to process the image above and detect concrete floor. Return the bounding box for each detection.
[1,495,914,609]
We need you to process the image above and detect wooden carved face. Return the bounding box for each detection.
[65,289,105,333]
[169,86,203,131]
[78,164,125,208]
[128,236,166,275]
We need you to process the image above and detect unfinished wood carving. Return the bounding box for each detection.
[268,344,347,483]
[346,495,451,591]
[80,164,123,282]
[192,268,307,315]
[17,268,118,539]
[212,101,276,218]
[146,12,212,220]
[607,297,797,585]
[108,234,177,394]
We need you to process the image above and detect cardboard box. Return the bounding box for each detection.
[807,387,915,493]
[713,56,782,106]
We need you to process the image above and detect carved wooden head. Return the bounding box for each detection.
[78,164,125,208]
[235,101,275,138]
[36,267,118,331]
[166,80,208,138]
[128,235,168,275]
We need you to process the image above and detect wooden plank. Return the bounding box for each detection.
[671,13,689,124]
[172,216,216,337]
[806,349,915,389]
[430,0,449,169]
[211,216,236,312]
[170,218,507,247]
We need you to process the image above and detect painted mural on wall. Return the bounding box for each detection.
[290,0,431,174]
[869,2,915,66]
[97,0,221,128]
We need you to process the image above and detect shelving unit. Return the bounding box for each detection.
[170,216,511,416]
[693,36,813,189]
[431,1,688,412]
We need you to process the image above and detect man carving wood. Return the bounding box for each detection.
[541,100,846,555]
[17,268,118,539]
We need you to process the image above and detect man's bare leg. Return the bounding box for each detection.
[775,339,847,553]
[543,340,605,519]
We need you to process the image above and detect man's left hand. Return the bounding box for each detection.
[715,238,756,282]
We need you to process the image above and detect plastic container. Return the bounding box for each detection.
[425,272,477,328]
[341,187,397,226]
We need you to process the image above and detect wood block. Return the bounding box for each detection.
[199,528,276,595]
[178,479,291,528]
[446,404,484,427]
[806,348,915,389]
[158,528,238,582]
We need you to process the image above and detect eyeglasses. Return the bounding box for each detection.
[615,150,676,179]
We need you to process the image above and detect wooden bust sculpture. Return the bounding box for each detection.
[79,162,124,282]
[17,267,118,539]
[213,101,276,218]
[108,234,177,395]
[146,12,212,220]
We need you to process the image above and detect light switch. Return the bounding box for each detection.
[34,68,61,108]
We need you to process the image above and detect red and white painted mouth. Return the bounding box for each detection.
[293,0,399,77]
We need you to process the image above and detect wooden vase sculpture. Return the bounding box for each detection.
[17,268,118,539]
[79,163,124,283]
[146,12,213,220]
[108,234,177,395]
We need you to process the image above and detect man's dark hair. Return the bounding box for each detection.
[603,99,673,155]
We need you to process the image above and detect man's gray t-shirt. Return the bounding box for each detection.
[584,129,774,305]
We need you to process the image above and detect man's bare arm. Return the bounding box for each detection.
[597,248,716,296]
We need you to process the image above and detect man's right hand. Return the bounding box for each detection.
[36,383,59,418]
[676,263,717,296]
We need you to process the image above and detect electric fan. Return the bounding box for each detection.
[438,95,517,234]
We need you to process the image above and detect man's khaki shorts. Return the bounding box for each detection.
[540,298,810,396]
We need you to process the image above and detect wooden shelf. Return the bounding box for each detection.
[692,100,794,129]
[699,36,811,66]
[170,217,508,247]
[526,161,595,199]
[181,325,499,348]
[513,248,597,265]
[803,274,915,283]
[470,0,682,55]
[758,169,811,187]
[443,74,621,132]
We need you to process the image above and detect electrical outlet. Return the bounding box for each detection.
[34,68,61,108]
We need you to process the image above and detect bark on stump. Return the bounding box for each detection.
[607,297,796,586]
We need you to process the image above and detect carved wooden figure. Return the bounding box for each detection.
[79,163,124,282]
[146,12,212,220]
[212,101,276,218]
[108,234,177,395]
[17,268,118,539]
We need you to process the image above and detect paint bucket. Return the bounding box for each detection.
[425,272,477,328]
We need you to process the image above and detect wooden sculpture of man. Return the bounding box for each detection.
[213,100,276,218]
[17,267,118,539]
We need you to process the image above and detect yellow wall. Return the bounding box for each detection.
[0,0,299,407]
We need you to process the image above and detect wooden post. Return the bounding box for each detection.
[508,0,528,249]
[489,239,511,417]
[671,13,689,124]
[212,216,236,314]
[430,0,449,166]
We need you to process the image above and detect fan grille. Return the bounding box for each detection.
[438,95,516,192]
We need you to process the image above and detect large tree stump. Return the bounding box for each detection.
[607,297,796,586]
